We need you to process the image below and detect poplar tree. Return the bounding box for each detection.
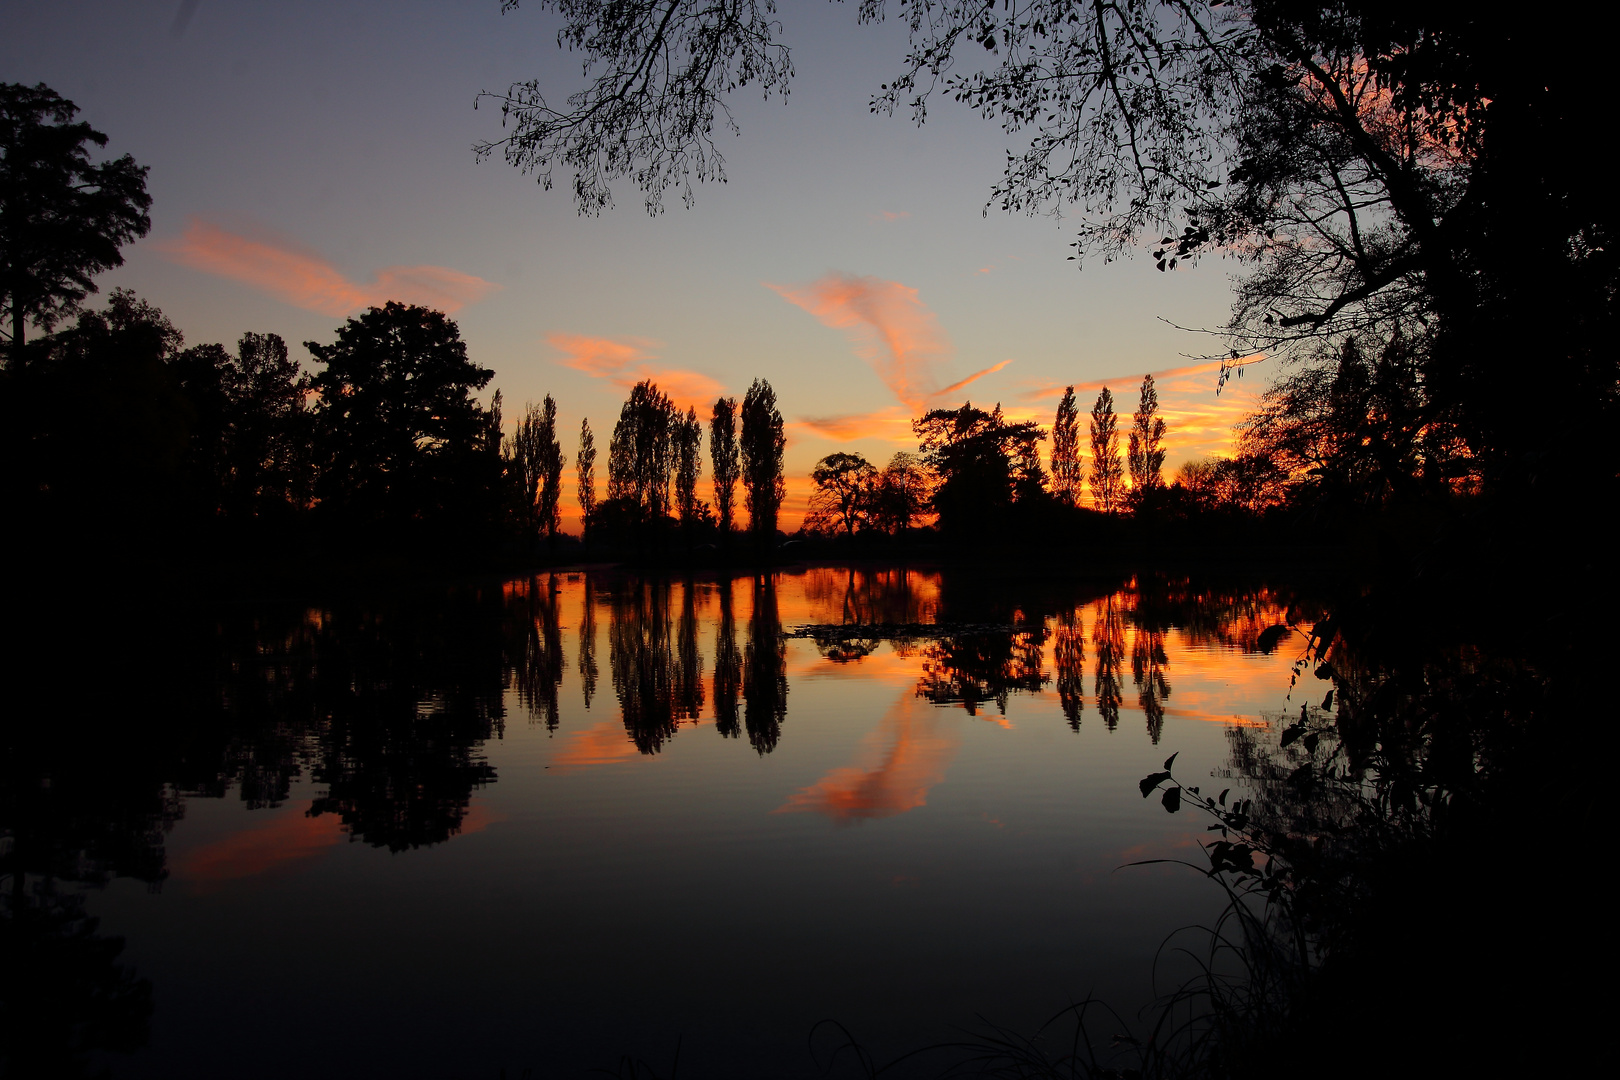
[1089,387,1123,512]
[511,397,564,541]
[673,405,703,528]
[739,379,784,544]
[608,380,676,522]
[534,395,565,540]
[1050,386,1082,507]
[709,396,739,536]
[1127,374,1166,502]
[576,417,597,533]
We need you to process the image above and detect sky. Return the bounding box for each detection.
[2,0,1263,529]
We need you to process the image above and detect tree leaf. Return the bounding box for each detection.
[1161,786,1182,813]
[1139,771,1171,798]
[1163,751,1179,771]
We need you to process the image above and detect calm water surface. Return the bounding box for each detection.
[10,566,1312,1078]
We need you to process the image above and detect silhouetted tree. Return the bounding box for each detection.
[306,302,500,543]
[1173,454,1288,515]
[485,2,1619,521]
[509,395,565,545]
[608,380,677,528]
[577,417,597,539]
[673,405,704,531]
[808,452,876,537]
[1238,334,1463,514]
[1050,386,1082,507]
[1127,374,1166,504]
[171,330,311,522]
[740,379,784,545]
[743,574,787,753]
[871,451,930,535]
[4,290,192,550]
[709,395,740,538]
[914,402,1044,535]
[1088,387,1123,512]
[1,83,151,364]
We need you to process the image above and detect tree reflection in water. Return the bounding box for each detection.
[1,882,153,1079]
[578,575,599,710]
[713,578,742,739]
[301,597,505,852]
[608,579,682,754]
[1093,596,1127,731]
[676,579,706,724]
[1054,609,1086,730]
[743,574,788,754]
[1132,625,1172,744]
[916,624,1049,716]
[507,574,565,730]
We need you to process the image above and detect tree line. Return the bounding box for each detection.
[803,374,1283,542]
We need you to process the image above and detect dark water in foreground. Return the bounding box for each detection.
[4,566,1317,1079]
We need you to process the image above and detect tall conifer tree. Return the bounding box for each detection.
[1050,386,1082,506]
[1127,374,1166,502]
[709,396,740,536]
[739,379,784,543]
[1089,387,1124,512]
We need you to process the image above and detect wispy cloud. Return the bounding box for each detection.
[776,690,961,822]
[767,271,1012,412]
[870,210,911,222]
[546,332,724,410]
[156,218,499,316]
[936,358,1015,399]
[789,406,918,444]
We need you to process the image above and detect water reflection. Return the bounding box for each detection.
[743,575,788,754]
[609,580,688,754]
[778,689,959,821]
[1094,595,1127,731]
[1,882,152,1078]
[508,574,565,730]
[1054,609,1086,730]
[578,574,600,710]
[713,579,743,740]
[3,568,1319,1076]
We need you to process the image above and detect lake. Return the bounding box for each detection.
[4,565,1314,1079]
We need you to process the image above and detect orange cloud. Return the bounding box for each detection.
[776,690,960,822]
[157,218,498,316]
[768,272,956,412]
[168,800,501,891]
[546,332,723,410]
[172,808,345,888]
[789,406,918,444]
[549,719,644,772]
[936,358,1015,399]
[871,210,911,222]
